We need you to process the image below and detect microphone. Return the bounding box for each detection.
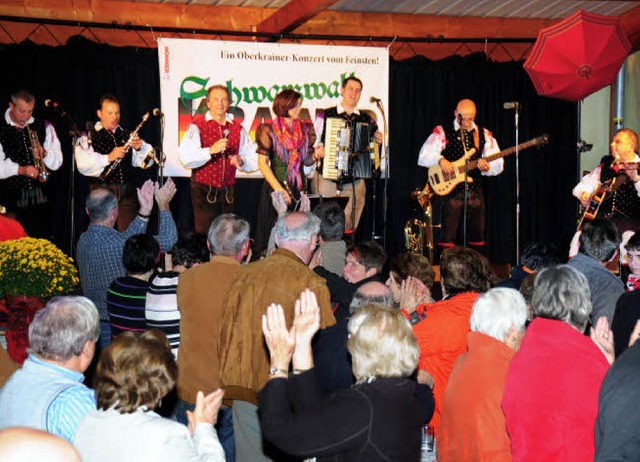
[503,101,520,110]
[222,128,230,155]
[152,108,164,117]
[370,96,382,105]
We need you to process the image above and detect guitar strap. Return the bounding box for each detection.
[473,127,480,151]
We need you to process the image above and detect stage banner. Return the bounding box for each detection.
[158,38,389,178]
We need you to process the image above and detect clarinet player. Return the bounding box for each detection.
[0,90,62,238]
[75,94,155,230]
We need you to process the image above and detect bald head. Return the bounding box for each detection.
[350,281,393,314]
[284,212,307,230]
[358,281,392,300]
[0,427,81,462]
[85,188,117,224]
[455,99,477,131]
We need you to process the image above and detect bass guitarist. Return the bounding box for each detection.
[417,99,503,256]
[573,128,640,233]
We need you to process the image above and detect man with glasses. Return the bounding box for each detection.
[417,99,503,256]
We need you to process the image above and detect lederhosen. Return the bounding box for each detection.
[190,117,242,235]
[438,125,486,249]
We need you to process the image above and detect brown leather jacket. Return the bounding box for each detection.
[219,248,335,401]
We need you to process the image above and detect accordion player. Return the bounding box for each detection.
[321,117,379,183]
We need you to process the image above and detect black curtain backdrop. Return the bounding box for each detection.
[0,37,579,264]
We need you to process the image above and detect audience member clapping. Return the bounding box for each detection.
[74,329,225,461]
[386,252,435,309]
[259,290,425,461]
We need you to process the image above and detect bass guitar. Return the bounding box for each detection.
[427,134,549,196]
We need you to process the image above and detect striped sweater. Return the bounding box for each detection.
[106,276,149,338]
[146,271,181,357]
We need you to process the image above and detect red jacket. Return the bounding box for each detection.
[502,317,609,461]
[407,291,479,430]
[438,331,514,462]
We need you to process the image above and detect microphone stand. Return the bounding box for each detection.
[49,104,82,258]
[158,113,165,187]
[373,99,388,245]
[514,104,520,263]
[459,115,469,249]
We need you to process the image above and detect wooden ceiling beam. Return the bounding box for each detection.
[0,1,555,40]
[255,0,339,39]
[0,0,269,31]
[293,11,554,40]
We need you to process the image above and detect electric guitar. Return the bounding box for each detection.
[577,172,628,230]
[427,134,550,196]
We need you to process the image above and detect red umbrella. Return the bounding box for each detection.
[524,9,631,102]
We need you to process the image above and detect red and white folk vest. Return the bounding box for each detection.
[192,117,241,188]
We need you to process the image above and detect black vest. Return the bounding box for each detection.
[442,125,486,194]
[599,155,640,219]
[0,118,47,191]
[89,125,132,184]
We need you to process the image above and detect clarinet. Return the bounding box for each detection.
[101,112,150,179]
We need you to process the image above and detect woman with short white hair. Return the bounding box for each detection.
[438,288,527,461]
[258,289,429,461]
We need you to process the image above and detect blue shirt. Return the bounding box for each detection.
[77,211,177,318]
[0,354,95,442]
[28,356,97,442]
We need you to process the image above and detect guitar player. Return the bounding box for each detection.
[417,99,503,257]
[573,128,640,233]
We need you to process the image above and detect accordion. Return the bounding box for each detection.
[322,117,375,182]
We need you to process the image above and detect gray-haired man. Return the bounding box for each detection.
[218,211,336,460]
[0,296,99,442]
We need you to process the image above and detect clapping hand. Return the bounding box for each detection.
[136,179,155,216]
[293,290,321,346]
[292,289,321,371]
[262,303,296,372]
[590,316,615,365]
[271,191,288,217]
[299,192,311,213]
[400,276,431,314]
[187,389,225,437]
[154,177,177,211]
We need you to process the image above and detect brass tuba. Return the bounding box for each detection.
[405,183,438,264]
[25,123,49,182]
